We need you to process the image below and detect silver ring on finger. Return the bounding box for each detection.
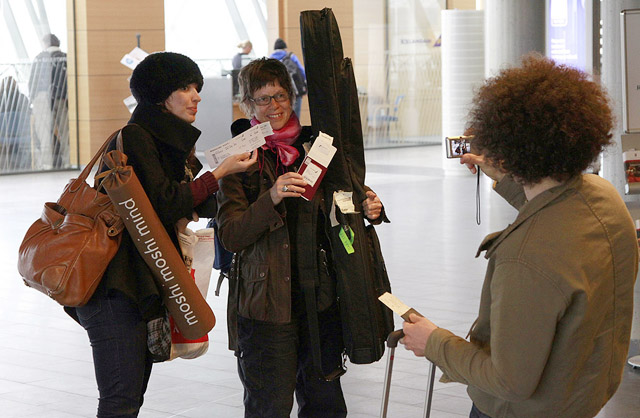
[282,185,289,192]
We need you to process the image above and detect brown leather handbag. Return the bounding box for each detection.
[17,130,125,306]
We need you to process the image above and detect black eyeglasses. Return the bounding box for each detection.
[250,92,289,106]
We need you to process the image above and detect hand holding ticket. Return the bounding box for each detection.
[378,292,423,322]
[205,122,273,168]
[297,132,337,201]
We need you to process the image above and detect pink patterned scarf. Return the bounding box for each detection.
[251,113,302,167]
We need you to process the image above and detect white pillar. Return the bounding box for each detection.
[441,10,484,174]
[484,0,545,78]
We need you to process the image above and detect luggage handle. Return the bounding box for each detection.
[386,329,404,348]
[381,329,436,418]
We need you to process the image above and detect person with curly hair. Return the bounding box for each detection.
[401,54,638,418]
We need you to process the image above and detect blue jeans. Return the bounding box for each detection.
[236,304,347,418]
[76,290,153,417]
[470,403,492,418]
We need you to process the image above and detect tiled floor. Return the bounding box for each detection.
[1,145,638,417]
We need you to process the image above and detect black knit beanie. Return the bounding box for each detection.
[274,38,287,50]
[130,52,203,105]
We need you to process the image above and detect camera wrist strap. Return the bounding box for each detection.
[476,167,481,225]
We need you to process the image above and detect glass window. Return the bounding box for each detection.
[355,0,444,148]
[0,0,69,173]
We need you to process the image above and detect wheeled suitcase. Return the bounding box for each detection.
[381,330,436,418]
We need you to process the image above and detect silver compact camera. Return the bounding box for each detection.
[445,135,474,158]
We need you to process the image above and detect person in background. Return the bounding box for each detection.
[271,38,306,117]
[66,52,257,418]
[0,76,32,170]
[216,58,385,417]
[232,40,253,98]
[233,40,253,70]
[28,33,68,169]
[400,53,638,418]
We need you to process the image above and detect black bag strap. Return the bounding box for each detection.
[214,271,228,297]
[300,278,346,382]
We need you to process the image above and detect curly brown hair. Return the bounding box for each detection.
[238,58,296,117]
[467,53,613,184]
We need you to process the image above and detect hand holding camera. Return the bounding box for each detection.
[445,134,506,182]
[460,152,506,183]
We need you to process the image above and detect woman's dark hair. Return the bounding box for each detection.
[467,53,613,184]
[238,58,295,117]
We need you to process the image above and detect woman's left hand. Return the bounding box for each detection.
[362,190,382,220]
[270,172,307,205]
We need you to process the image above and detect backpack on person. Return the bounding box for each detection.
[49,50,67,100]
[206,217,234,296]
[281,52,307,96]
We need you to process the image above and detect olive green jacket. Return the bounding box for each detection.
[426,174,638,418]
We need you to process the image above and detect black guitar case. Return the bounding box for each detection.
[300,8,394,366]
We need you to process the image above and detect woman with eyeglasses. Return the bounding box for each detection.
[215,58,384,417]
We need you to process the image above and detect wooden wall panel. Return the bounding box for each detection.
[282,0,353,29]
[83,2,164,31]
[80,75,133,121]
[70,0,165,164]
[280,0,354,59]
[73,76,90,121]
[89,120,127,153]
[82,30,165,76]
[448,0,476,9]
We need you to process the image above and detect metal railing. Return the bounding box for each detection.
[1,57,71,174]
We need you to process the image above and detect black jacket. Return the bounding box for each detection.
[81,103,215,319]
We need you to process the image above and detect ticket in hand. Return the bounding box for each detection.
[378,292,423,322]
[297,132,337,201]
[204,121,273,168]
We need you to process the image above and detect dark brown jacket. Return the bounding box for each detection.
[216,126,318,325]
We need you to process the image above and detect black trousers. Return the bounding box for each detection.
[76,290,153,417]
[236,304,347,418]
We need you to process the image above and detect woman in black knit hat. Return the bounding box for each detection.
[69,52,256,417]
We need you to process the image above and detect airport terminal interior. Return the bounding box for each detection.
[1,146,639,417]
[1,0,640,417]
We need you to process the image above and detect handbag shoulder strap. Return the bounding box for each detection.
[91,125,133,189]
[116,129,124,152]
[76,129,120,184]
[115,122,137,152]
